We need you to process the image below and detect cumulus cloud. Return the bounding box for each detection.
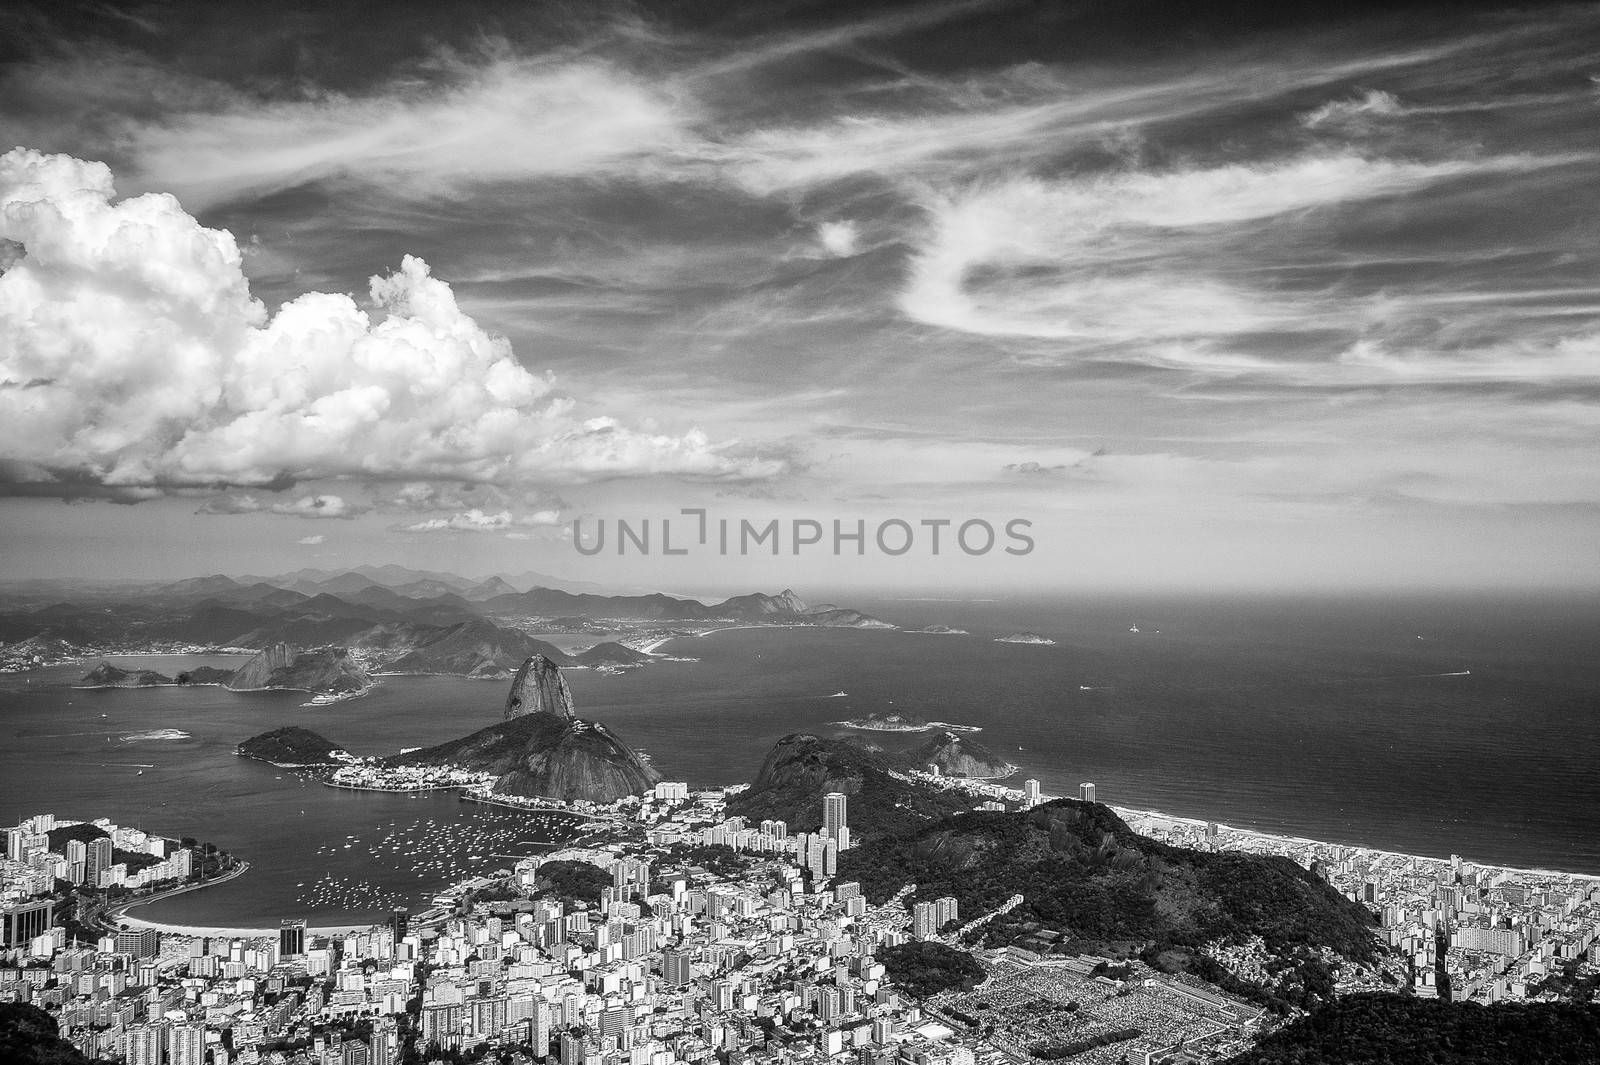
[0,149,780,498]
[297,534,325,545]
[816,221,860,258]
[402,508,561,533]
[899,151,1586,349]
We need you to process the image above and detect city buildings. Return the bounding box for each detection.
[8,768,1600,1065]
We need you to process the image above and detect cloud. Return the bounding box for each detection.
[899,151,1588,349]
[122,58,697,209]
[1301,89,1404,129]
[401,508,561,533]
[270,494,363,519]
[1005,461,1067,475]
[687,0,1012,80]
[0,148,781,497]
[197,493,363,518]
[816,221,860,258]
[296,534,325,545]
[1301,87,1594,131]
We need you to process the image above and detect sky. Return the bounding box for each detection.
[1,0,1598,594]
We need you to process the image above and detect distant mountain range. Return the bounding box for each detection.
[0,567,891,680]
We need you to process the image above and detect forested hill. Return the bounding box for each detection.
[839,799,1379,1012]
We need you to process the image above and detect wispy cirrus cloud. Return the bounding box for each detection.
[898,151,1591,353]
[116,58,698,210]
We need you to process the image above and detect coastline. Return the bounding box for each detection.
[640,621,898,656]
[103,860,259,936]
[111,913,378,939]
[1109,803,1600,884]
[638,624,770,654]
[109,789,1600,936]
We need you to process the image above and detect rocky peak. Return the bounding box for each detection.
[773,588,807,612]
[504,654,576,720]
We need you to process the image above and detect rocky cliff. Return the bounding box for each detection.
[504,654,576,719]
[392,657,656,803]
[909,730,1017,779]
[225,642,370,694]
[494,718,660,804]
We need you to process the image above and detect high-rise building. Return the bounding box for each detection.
[85,837,112,886]
[800,834,838,879]
[2,899,54,948]
[818,986,842,1025]
[1023,779,1041,808]
[279,919,306,958]
[64,839,87,884]
[530,999,552,1058]
[114,927,160,960]
[662,949,695,987]
[389,907,408,945]
[823,792,849,850]
[912,901,940,940]
[124,1023,166,1065]
[1078,782,1096,803]
[168,1024,205,1065]
[369,1019,399,1065]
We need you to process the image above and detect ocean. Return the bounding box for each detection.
[2,591,1598,927]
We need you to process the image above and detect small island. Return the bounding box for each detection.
[914,624,970,635]
[76,662,236,688]
[995,631,1056,645]
[236,727,348,767]
[836,712,930,732]
[835,713,982,734]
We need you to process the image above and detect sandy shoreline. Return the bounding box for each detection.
[1109,803,1600,883]
[641,624,770,654]
[112,913,381,939]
